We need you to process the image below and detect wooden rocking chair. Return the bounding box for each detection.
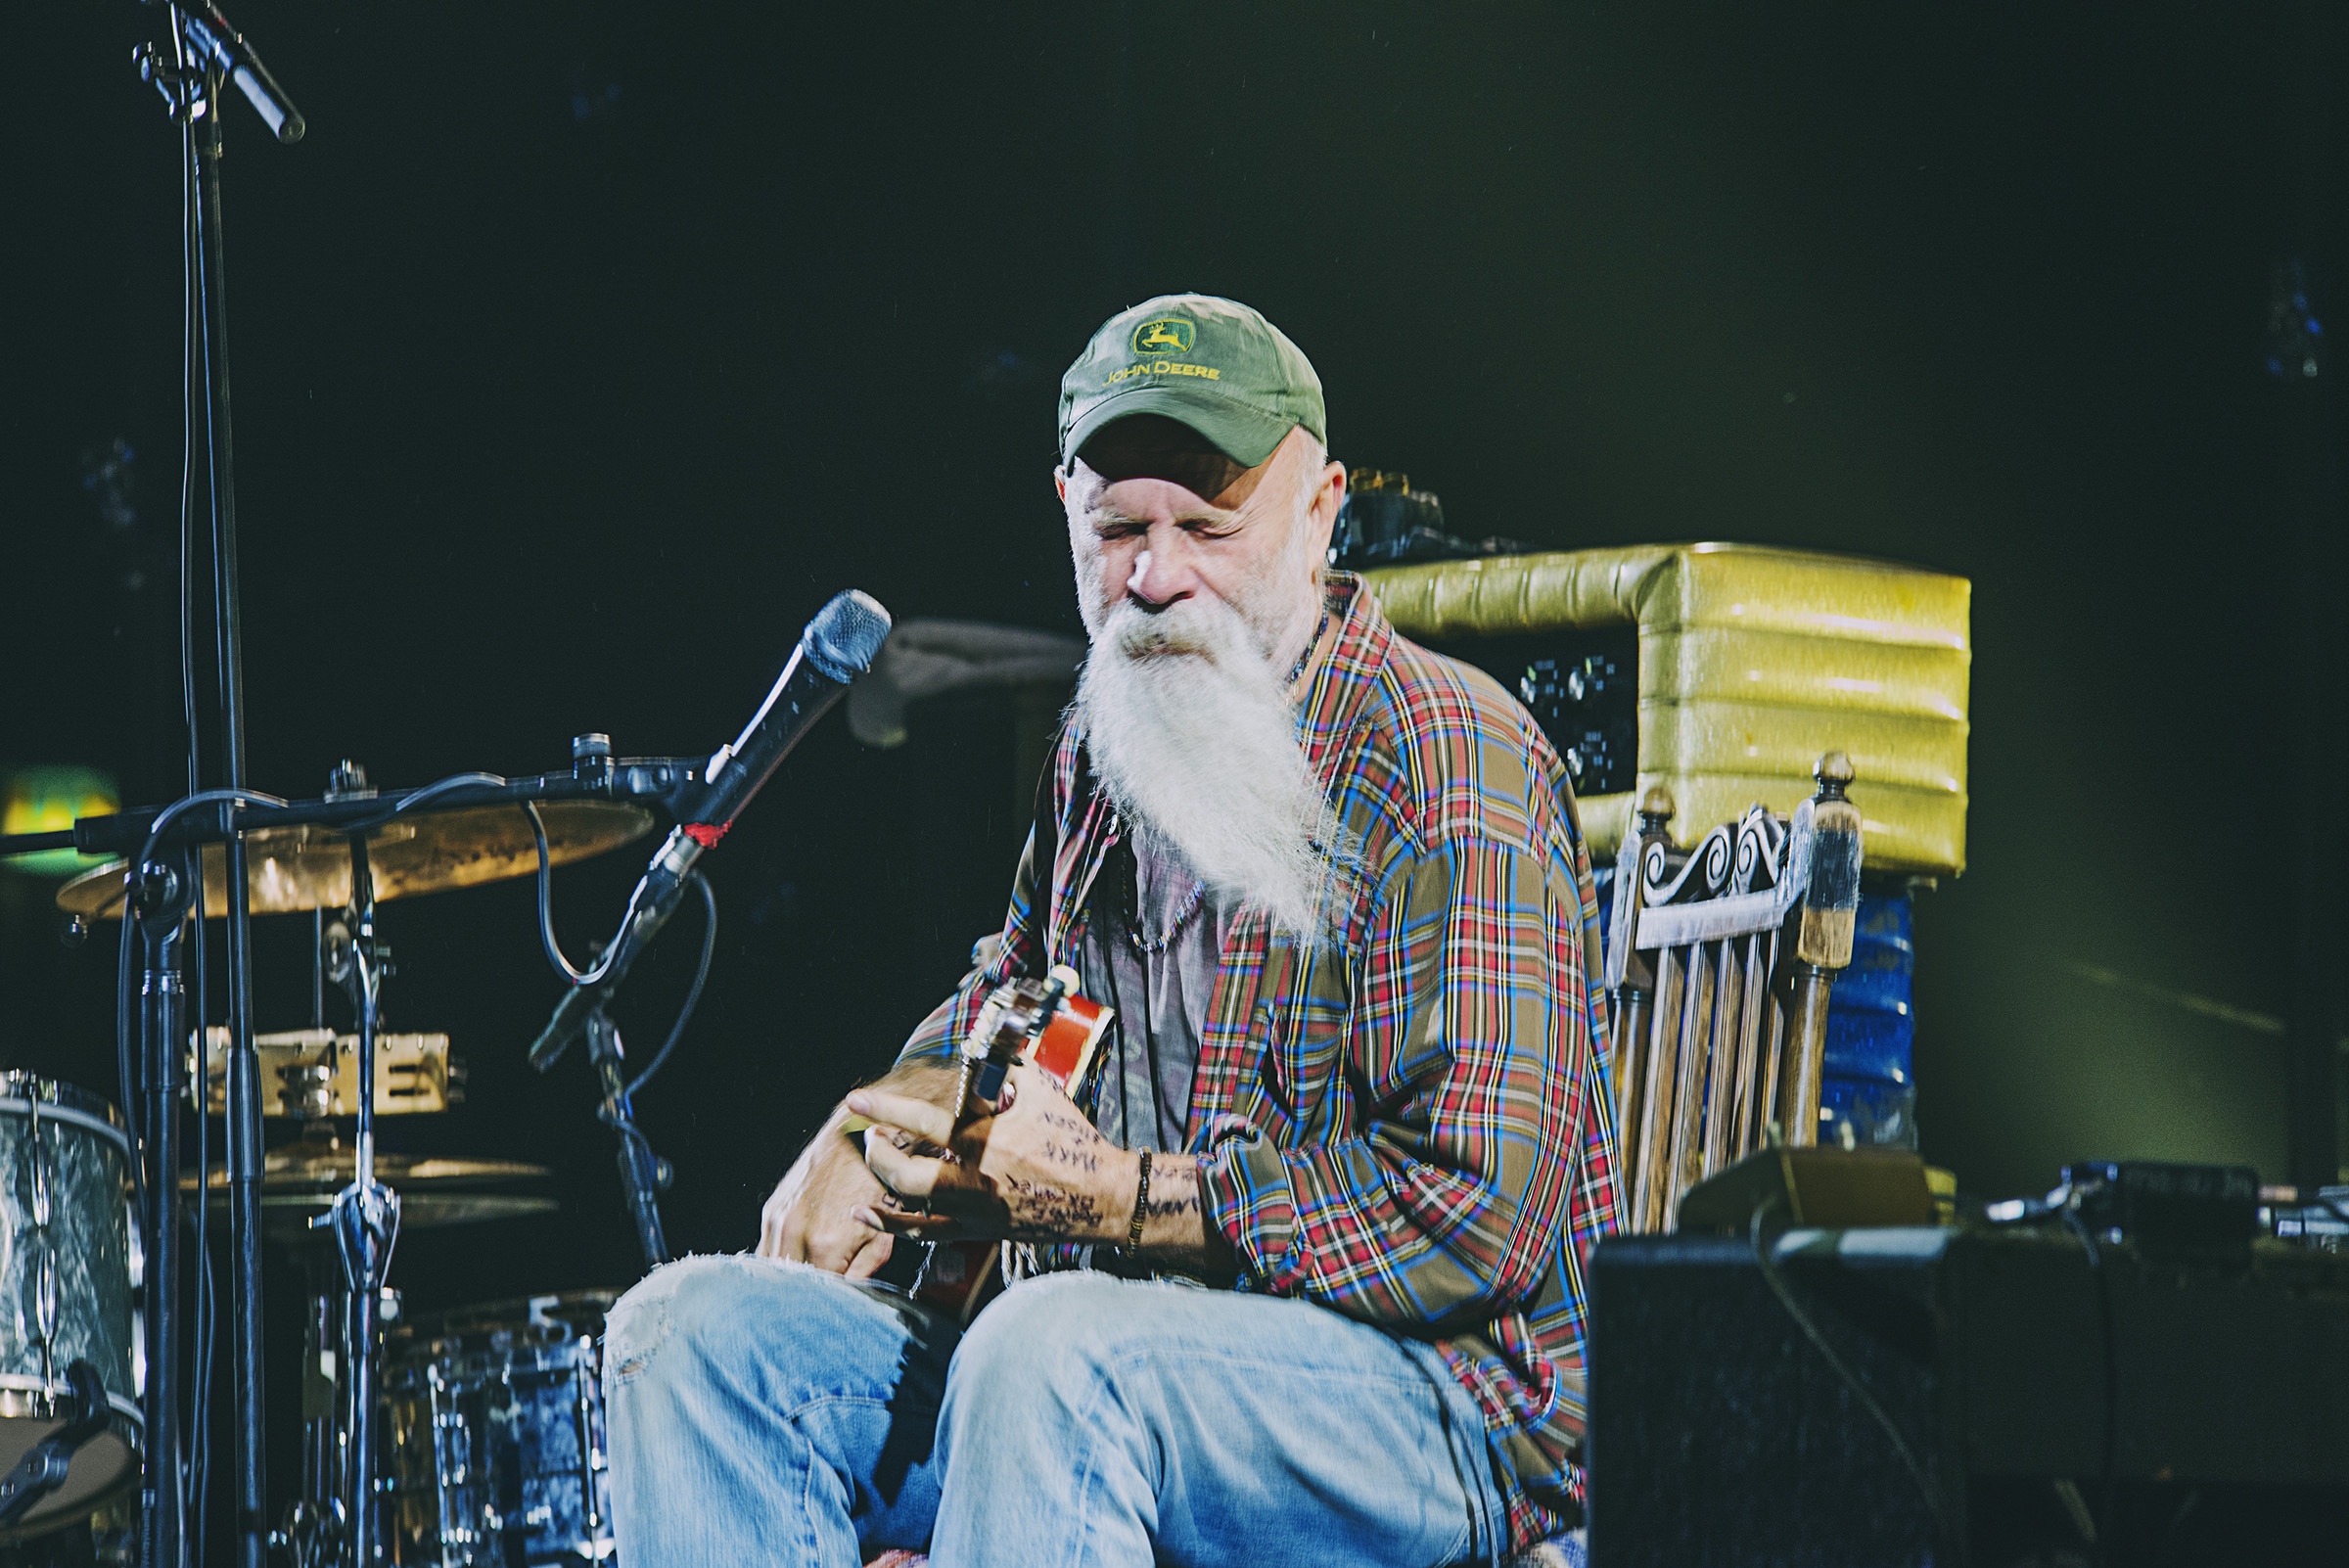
[1603,753,1866,1233]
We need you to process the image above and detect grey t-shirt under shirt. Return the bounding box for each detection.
[1080,835,1232,1155]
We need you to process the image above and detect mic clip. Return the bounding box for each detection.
[566,741,715,821]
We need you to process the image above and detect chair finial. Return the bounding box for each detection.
[1638,785,1676,827]
[1813,751,1854,800]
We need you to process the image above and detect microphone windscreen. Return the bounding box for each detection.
[805,589,893,682]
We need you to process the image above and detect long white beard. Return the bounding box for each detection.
[1074,592,1354,948]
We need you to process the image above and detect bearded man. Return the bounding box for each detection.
[602,296,1621,1568]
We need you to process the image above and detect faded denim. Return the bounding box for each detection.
[603,1255,1510,1567]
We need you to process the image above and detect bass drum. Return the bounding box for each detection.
[381,1291,621,1566]
[0,1077,142,1543]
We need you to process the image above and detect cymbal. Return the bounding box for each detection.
[59,801,652,918]
[182,1140,552,1190]
[179,1141,558,1238]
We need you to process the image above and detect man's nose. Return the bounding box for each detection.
[1126,526,1200,608]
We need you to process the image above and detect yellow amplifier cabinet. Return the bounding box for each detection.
[1362,543,1970,876]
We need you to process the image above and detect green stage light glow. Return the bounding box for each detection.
[0,765,118,878]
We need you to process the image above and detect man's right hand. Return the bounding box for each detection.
[756,1064,958,1278]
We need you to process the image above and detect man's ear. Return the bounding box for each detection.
[1315,461,1347,525]
[1306,460,1346,556]
[1054,465,1070,503]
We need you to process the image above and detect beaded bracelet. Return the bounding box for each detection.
[1126,1149,1152,1252]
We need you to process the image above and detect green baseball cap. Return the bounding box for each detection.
[1058,295,1326,470]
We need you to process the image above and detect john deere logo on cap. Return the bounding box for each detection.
[1130,318,1194,355]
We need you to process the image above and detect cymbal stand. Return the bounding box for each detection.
[131,855,196,1568]
[319,838,398,1568]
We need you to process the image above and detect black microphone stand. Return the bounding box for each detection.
[583,1012,671,1271]
[131,856,195,1568]
[129,10,305,1567]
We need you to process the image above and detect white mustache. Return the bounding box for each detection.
[1101,596,1241,662]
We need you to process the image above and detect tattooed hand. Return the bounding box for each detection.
[853,1064,1130,1245]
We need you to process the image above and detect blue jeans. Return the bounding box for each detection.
[602,1255,1510,1567]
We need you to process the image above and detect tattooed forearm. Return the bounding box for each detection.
[1004,1176,1105,1239]
[1145,1190,1200,1220]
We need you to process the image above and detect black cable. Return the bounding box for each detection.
[1091,852,1135,1147]
[623,871,715,1098]
[333,770,510,835]
[135,787,289,876]
[194,863,220,1565]
[175,57,205,1559]
[1748,1199,1957,1548]
[114,906,144,1213]
[176,27,202,807]
[527,801,638,987]
[188,870,210,1562]
[1098,925,1133,1148]
[1137,865,1172,1150]
[181,1205,215,1553]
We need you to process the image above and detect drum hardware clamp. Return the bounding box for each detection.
[0,1360,113,1529]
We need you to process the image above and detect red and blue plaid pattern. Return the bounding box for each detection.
[898,574,1622,1551]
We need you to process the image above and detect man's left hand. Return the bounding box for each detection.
[852,1064,1137,1248]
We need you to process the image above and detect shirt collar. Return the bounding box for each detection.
[1294,571,1392,786]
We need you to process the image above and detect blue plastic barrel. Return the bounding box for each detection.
[1820,889,1915,1148]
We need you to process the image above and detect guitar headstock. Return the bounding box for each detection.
[960,964,1112,1104]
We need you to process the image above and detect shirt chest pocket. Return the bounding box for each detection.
[1240,945,1357,1136]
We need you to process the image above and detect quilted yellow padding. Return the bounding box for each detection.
[1363,543,1971,876]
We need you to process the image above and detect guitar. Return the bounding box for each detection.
[848,965,1113,1320]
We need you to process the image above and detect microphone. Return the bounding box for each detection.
[172,2,307,143]
[528,589,893,1071]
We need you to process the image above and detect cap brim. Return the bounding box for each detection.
[1063,384,1295,471]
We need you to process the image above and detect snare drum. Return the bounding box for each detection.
[0,1076,141,1542]
[381,1292,620,1566]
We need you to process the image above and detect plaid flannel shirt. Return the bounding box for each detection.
[896,573,1621,1551]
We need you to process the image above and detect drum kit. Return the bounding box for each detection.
[9,793,677,1566]
[1,601,887,1568]
[4,602,884,1568]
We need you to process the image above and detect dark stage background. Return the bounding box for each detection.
[4,0,2346,1534]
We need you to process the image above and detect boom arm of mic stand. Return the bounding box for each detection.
[58,756,715,861]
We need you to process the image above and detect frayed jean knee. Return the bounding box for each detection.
[602,1255,953,1568]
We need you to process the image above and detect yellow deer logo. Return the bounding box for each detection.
[1130,318,1195,355]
